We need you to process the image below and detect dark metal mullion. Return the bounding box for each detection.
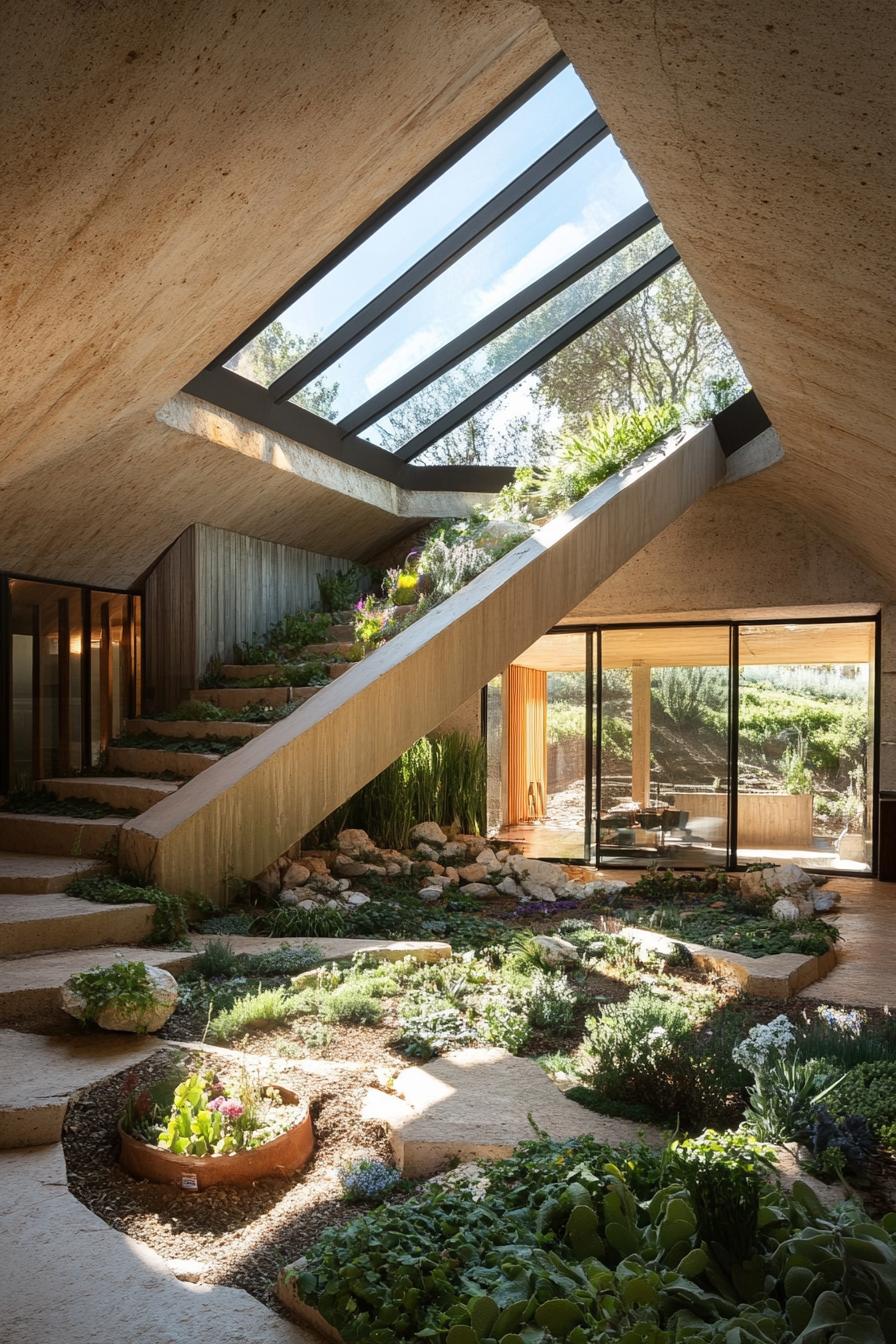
[211,55,570,369]
[269,112,610,401]
[727,624,740,869]
[398,243,680,462]
[584,631,594,863]
[339,201,659,436]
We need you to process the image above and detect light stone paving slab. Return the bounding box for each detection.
[0,944,196,1024]
[0,1028,162,1148]
[363,1047,665,1177]
[0,893,156,955]
[0,1144,317,1343]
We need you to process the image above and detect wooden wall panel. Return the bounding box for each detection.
[504,666,548,824]
[143,525,352,710]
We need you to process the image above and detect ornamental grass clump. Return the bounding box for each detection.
[208,984,300,1042]
[734,1015,845,1142]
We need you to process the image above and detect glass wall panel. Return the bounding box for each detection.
[736,621,874,873]
[8,579,83,786]
[487,632,588,861]
[225,64,597,386]
[598,626,730,868]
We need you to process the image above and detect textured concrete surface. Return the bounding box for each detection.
[0,1,554,586]
[0,1145,316,1342]
[0,853,109,894]
[0,813,122,858]
[0,894,155,956]
[538,0,896,589]
[799,875,896,1008]
[363,1048,664,1177]
[41,776,180,811]
[0,1029,161,1148]
[618,926,836,1002]
[0,944,195,1025]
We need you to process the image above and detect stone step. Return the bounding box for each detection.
[125,717,268,740]
[0,944,196,1026]
[0,814,122,858]
[0,894,156,956]
[328,662,351,678]
[218,663,281,680]
[0,854,110,894]
[107,745,221,778]
[40,776,180,813]
[191,686,290,708]
[302,642,355,658]
[326,623,355,642]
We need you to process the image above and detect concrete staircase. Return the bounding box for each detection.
[0,617,361,1025]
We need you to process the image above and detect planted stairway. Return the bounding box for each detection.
[0,619,359,1023]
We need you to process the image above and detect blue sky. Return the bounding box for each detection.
[231,65,651,429]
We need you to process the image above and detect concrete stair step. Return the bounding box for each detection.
[0,854,110,894]
[0,814,122,858]
[191,686,290,708]
[326,623,355,642]
[301,641,355,657]
[217,663,281,680]
[0,894,156,956]
[40,776,180,813]
[107,745,221,778]
[125,717,268,740]
[0,944,196,1028]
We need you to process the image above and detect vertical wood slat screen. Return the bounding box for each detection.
[503,664,548,825]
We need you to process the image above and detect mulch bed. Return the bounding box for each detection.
[62,1046,404,1315]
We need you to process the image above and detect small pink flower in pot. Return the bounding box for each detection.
[208,1096,244,1119]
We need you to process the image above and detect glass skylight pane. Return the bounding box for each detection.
[411,264,746,467]
[361,224,670,452]
[295,136,646,421]
[224,65,595,387]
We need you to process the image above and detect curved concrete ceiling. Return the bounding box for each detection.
[0,1,555,586]
[537,0,896,586]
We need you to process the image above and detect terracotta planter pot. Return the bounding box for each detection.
[118,1085,314,1189]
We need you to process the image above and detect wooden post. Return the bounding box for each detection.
[631,662,652,806]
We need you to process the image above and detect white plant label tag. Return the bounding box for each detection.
[180,1173,199,1191]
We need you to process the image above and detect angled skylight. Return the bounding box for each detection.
[205,55,742,473]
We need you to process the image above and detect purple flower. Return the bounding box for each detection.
[208,1096,243,1118]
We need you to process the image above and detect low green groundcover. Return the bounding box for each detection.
[289,1134,896,1344]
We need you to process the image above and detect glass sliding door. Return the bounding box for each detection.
[736,620,875,873]
[597,625,730,868]
[488,631,589,861]
[8,579,84,787]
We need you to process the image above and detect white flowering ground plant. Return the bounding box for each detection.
[732,1017,846,1143]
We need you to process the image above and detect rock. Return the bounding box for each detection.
[740,862,815,903]
[585,879,630,899]
[455,833,484,850]
[496,876,522,898]
[310,875,340,894]
[278,890,300,907]
[336,828,373,855]
[252,865,281,899]
[474,518,535,550]
[418,886,443,903]
[812,889,841,912]
[298,899,318,911]
[508,855,566,890]
[420,860,445,876]
[416,843,442,862]
[346,892,370,906]
[531,935,579,967]
[365,864,387,877]
[337,878,351,891]
[444,866,460,884]
[495,849,510,862]
[462,882,500,899]
[366,941,451,964]
[281,862,311,888]
[474,847,500,871]
[424,874,453,888]
[441,841,469,864]
[772,895,815,922]
[167,1257,208,1283]
[621,927,689,964]
[457,863,487,883]
[410,822,448,846]
[302,855,330,876]
[520,880,556,903]
[61,963,178,1033]
[326,899,343,909]
[333,855,369,877]
[385,862,403,876]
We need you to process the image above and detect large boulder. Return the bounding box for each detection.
[336,828,373,856]
[410,822,448,846]
[771,895,815,922]
[281,861,310,888]
[531,935,579,967]
[507,855,567,890]
[61,963,178,1033]
[740,863,815,904]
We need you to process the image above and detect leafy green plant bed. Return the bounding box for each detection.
[288,1131,896,1344]
[112,731,241,755]
[147,700,299,725]
[67,874,189,944]
[625,905,840,958]
[0,787,137,819]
